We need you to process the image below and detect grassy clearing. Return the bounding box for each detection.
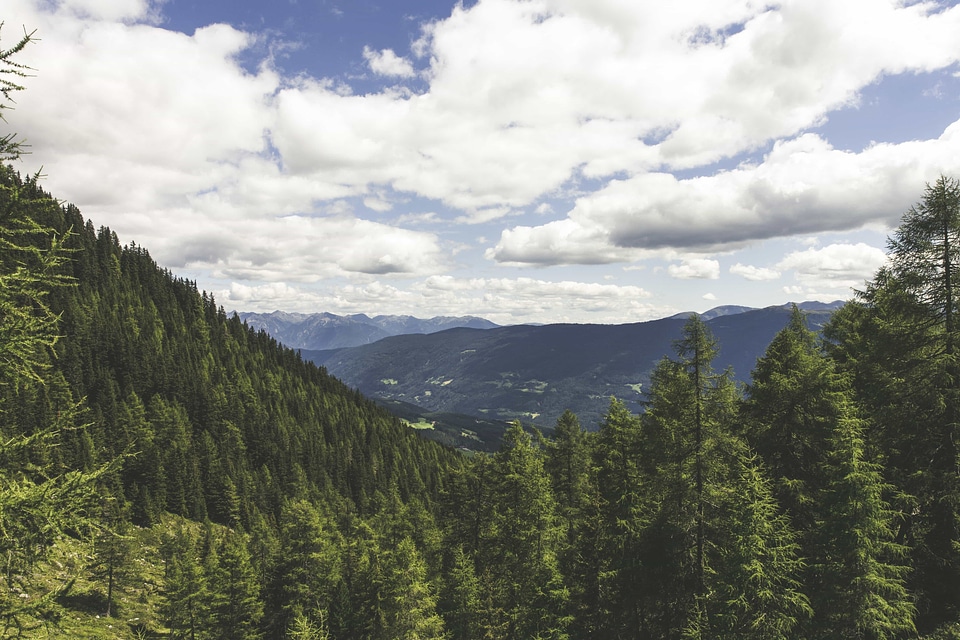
[404,419,435,430]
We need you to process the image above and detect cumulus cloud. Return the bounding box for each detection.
[362,46,417,77]
[668,259,720,280]
[730,263,781,281]
[776,242,888,290]
[490,128,960,263]
[413,276,662,323]
[6,0,960,321]
[219,275,668,324]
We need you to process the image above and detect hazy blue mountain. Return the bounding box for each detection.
[234,310,498,350]
[302,303,842,439]
[669,300,845,321]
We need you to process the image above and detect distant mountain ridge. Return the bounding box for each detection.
[669,300,846,320]
[302,301,845,439]
[234,310,499,350]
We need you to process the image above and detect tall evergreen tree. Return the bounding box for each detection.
[639,315,808,639]
[209,529,264,640]
[91,494,134,619]
[269,499,342,637]
[440,545,483,640]
[380,536,447,640]
[593,397,646,637]
[810,415,915,639]
[826,176,960,630]
[0,31,116,633]
[544,409,600,637]
[744,306,842,530]
[485,421,568,639]
[161,525,211,640]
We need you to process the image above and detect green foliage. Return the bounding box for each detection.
[635,315,808,639]
[0,33,119,630]
[4,74,960,640]
[810,415,915,639]
[744,306,836,529]
[0,22,34,161]
[161,524,210,639]
[826,176,960,631]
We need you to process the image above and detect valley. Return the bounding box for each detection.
[285,302,843,446]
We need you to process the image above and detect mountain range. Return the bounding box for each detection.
[235,310,498,350]
[291,301,844,446]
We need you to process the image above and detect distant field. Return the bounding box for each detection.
[403,419,435,430]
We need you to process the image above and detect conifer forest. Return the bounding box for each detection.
[3,25,960,640]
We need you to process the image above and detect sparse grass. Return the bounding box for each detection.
[404,419,435,430]
[11,515,210,638]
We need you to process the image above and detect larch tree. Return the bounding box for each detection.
[486,421,568,639]
[0,27,115,635]
[825,176,960,631]
[810,414,915,639]
[640,315,808,639]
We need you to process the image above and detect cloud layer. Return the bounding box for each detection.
[5,0,960,322]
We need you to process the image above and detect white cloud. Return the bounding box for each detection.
[668,258,720,280]
[730,263,781,281]
[363,196,394,212]
[55,0,159,22]
[362,46,416,78]
[702,292,717,301]
[6,0,960,322]
[219,275,669,324]
[413,276,663,323]
[777,242,888,290]
[490,127,960,263]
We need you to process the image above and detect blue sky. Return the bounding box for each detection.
[5,0,960,324]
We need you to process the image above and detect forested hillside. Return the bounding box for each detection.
[7,161,960,639]
[3,27,960,640]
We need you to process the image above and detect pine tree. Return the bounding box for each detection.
[744,306,843,531]
[545,409,591,522]
[0,31,116,633]
[485,421,569,639]
[161,525,211,640]
[809,415,915,639]
[380,536,447,640]
[269,499,342,637]
[593,397,646,636]
[209,529,264,640]
[825,176,960,630]
[638,315,808,639]
[91,495,134,619]
[544,410,599,637]
[710,453,811,639]
[440,545,483,640]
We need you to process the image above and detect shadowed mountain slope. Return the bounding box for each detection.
[304,303,841,430]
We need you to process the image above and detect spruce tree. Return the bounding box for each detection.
[544,409,600,637]
[594,397,646,636]
[486,421,568,639]
[639,315,808,639]
[440,545,483,640]
[825,176,960,630]
[744,306,842,530]
[380,536,447,640]
[810,415,915,639]
[91,495,134,619]
[209,529,264,640]
[161,525,211,640]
